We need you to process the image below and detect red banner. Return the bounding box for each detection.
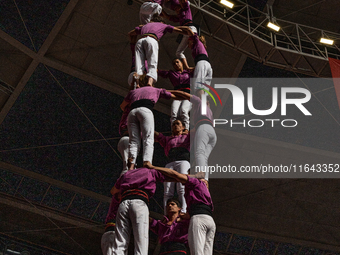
[328,57,340,109]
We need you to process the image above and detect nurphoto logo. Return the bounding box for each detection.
[198,79,312,128]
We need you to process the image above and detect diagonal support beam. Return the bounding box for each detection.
[0,0,79,126]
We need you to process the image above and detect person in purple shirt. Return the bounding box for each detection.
[149,198,190,254]
[101,193,120,255]
[169,90,217,180]
[186,29,213,95]
[162,0,197,70]
[117,106,134,176]
[128,33,148,89]
[110,167,166,255]
[158,58,193,130]
[120,75,187,170]
[145,162,216,255]
[119,46,143,175]
[129,16,191,87]
[155,119,190,213]
[139,0,181,24]
[139,0,162,24]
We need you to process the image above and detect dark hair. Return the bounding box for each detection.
[138,73,148,87]
[172,119,184,126]
[172,58,185,66]
[172,58,181,64]
[151,14,164,23]
[199,35,207,49]
[166,198,182,208]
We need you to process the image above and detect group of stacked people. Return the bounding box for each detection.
[101,0,217,253]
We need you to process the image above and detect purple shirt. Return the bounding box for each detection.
[190,95,213,123]
[115,168,165,197]
[156,133,190,156]
[130,43,136,72]
[169,1,192,25]
[152,0,164,4]
[105,194,120,223]
[190,34,208,59]
[124,86,172,105]
[184,176,214,212]
[119,107,129,136]
[158,69,192,88]
[152,0,180,8]
[150,216,189,244]
[135,22,174,40]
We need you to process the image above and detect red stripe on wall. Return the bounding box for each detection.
[328,57,340,109]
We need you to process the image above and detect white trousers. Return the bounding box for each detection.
[128,107,154,164]
[171,99,192,130]
[176,25,197,60]
[113,199,149,255]
[128,71,134,87]
[101,231,115,255]
[193,60,213,90]
[194,124,217,180]
[163,160,190,213]
[139,2,162,24]
[188,214,216,255]
[117,136,131,176]
[135,37,159,82]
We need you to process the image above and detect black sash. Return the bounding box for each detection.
[160,242,187,254]
[183,19,194,26]
[174,84,190,94]
[120,129,129,137]
[105,219,116,232]
[183,19,201,36]
[130,99,154,111]
[194,54,210,65]
[195,115,213,129]
[168,147,190,162]
[121,189,149,205]
[142,33,159,41]
[189,203,213,217]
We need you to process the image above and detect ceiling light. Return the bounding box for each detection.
[267,22,280,32]
[320,38,334,45]
[220,0,234,8]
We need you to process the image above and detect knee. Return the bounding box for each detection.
[177,187,185,196]
[179,108,189,116]
[177,52,185,60]
[164,190,174,197]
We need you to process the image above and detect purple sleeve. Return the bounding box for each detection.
[190,34,199,45]
[130,43,135,54]
[159,88,172,100]
[124,91,132,103]
[169,15,180,23]
[158,70,170,78]
[182,0,190,10]
[135,27,142,35]
[153,169,166,183]
[165,25,174,33]
[153,0,163,4]
[190,95,200,106]
[156,132,167,148]
[115,177,122,190]
[149,218,159,234]
[185,175,199,188]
